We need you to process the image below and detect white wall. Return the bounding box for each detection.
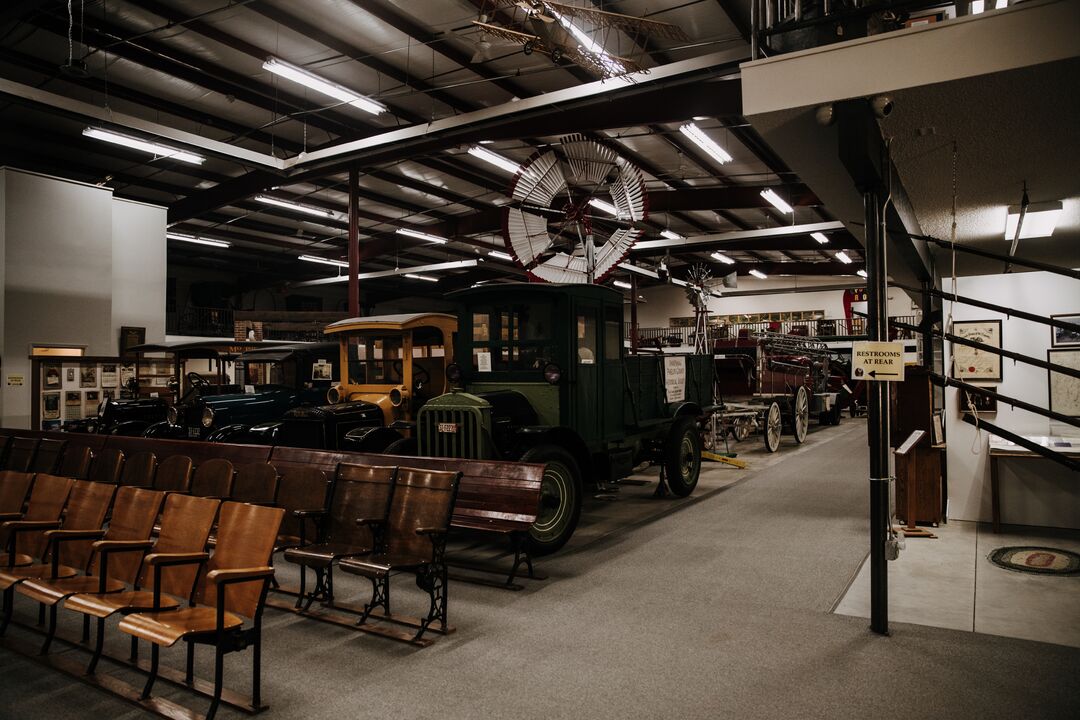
[0,169,166,428]
[943,271,1080,530]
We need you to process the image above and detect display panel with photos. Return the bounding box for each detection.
[951,320,1002,382]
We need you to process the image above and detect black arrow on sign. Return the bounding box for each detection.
[868,370,899,378]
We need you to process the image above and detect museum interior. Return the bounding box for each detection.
[0,1,1077,718]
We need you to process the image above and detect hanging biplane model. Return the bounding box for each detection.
[471,0,690,78]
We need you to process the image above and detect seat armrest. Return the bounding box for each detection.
[355,517,385,527]
[45,529,106,543]
[92,539,153,552]
[291,508,326,518]
[207,566,274,584]
[1,520,62,533]
[0,512,23,522]
[144,551,209,566]
[415,526,447,537]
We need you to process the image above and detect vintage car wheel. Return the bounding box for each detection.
[732,416,753,442]
[764,402,782,453]
[663,416,701,497]
[792,386,810,444]
[383,436,417,456]
[521,445,581,556]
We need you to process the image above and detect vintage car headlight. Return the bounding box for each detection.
[166,406,178,425]
[389,386,407,407]
[200,407,215,428]
[446,363,462,383]
[327,385,342,404]
[543,363,562,385]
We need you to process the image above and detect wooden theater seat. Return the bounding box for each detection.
[118,502,284,720]
[152,454,194,494]
[0,471,34,518]
[64,493,220,673]
[190,458,235,499]
[57,444,93,480]
[283,463,396,610]
[231,463,278,506]
[29,438,67,474]
[271,466,330,552]
[0,474,74,568]
[117,451,157,488]
[3,438,39,472]
[338,467,461,644]
[88,448,124,484]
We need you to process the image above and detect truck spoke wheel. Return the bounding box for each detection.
[521,445,581,556]
[764,402,782,453]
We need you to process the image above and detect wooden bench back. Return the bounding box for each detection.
[0,471,34,514]
[385,467,461,559]
[328,464,396,547]
[232,463,278,505]
[4,474,75,561]
[118,451,157,488]
[30,438,66,474]
[153,455,193,494]
[58,445,93,480]
[190,458,234,499]
[4,437,39,472]
[274,467,329,543]
[92,487,165,585]
[52,480,116,570]
[195,502,284,618]
[144,494,221,598]
[88,448,124,484]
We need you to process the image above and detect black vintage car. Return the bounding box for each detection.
[144,343,340,442]
[62,396,169,436]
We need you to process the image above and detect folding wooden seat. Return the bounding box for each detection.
[64,493,220,673]
[0,481,115,633]
[29,438,66,474]
[58,444,93,480]
[0,435,10,467]
[339,467,461,643]
[88,447,124,484]
[190,458,235,499]
[272,466,330,552]
[231,463,278,506]
[153,454,194,494]
[0,471,34,517]
[118,450,157,488]
[283,464,396,610]
[0,474,74,568]
[119,502,284,720]
[3,438,39,472]
[14,486,165,652]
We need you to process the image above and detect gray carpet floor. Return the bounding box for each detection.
[2,421,1078,719]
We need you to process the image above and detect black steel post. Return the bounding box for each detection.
[920,281,933,370]
[864,189,890,635]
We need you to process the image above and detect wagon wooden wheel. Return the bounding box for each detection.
[763,401,782,453]
[792,385,810,444]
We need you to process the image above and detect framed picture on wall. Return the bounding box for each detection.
[43,363,61,389]
[79,365,97,388]
[951,320,1002,382]
[1048,349,1080,417]
[960,387,997,416]
[42,392,60,420]
[1050,314,1080,347]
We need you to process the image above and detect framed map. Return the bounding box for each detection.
[951,320,1002,382]
[1048,349,1080,417]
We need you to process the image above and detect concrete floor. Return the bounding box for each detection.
[835,520,1080,648]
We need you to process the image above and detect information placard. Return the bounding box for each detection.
[664,356,686,403]
[851,341,906,381]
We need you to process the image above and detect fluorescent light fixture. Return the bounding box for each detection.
[994,0,1007,8]
[835,251,852,264]
[588,198,619,217]
[488,250,514,261]
[404,273,438,282]
[971,0,985,13]
[166,232,230,248]
[1004,201,1063,240]
[711,251,736,265]
[468,145,521,174]
[263,57,387,115]
[679,122,733,165]
[748,269,768,279]
[661,229,685,241]
[613,280,631,290]
[299,254,348,268]
[396,228,447,244]
[83,127,204,164]
[255,195,335,218]
[857,269,868,278]
[760,189,794,214]
[811,232,829,244]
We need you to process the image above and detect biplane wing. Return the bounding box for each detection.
[472,20,644,77]
[471,20,543,49]
[485,0,690,42]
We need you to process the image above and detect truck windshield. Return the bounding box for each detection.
[471,305,556,372]
[348,335,404,385]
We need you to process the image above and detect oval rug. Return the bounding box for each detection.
[988,546,1080,576]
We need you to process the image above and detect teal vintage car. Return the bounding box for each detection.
[416,283,716,554]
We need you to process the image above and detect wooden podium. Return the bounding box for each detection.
[891,366,945,538]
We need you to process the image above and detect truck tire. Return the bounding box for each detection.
[520,445,582,556]
[663,416,701,497]
[383,436,417,456]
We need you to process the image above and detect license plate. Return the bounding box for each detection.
[437,422,458,433]
[187,427,201,438]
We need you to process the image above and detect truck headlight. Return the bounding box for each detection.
[201,407,215,428]
[543,363,562,384]
[389,386,408,407]
[327,385,342,404]
[446,363,462,384]
[167,406,178,425]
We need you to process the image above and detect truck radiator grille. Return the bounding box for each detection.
[419,406,484,459]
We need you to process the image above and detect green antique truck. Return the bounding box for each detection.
[416,283,715,554]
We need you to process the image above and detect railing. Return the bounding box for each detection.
[167,308,348,342]
[625,315,918,348]
[166,307,234,338]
